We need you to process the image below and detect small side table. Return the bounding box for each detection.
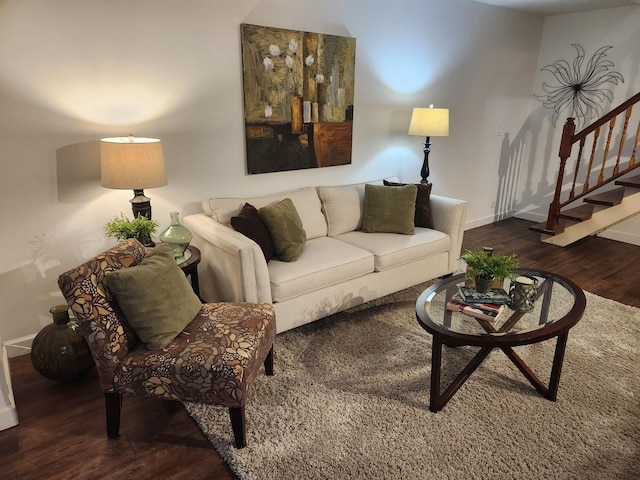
[178,246,201,297]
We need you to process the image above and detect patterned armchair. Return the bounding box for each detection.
[57,239,275,448]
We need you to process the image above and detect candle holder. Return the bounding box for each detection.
[507,275,539,312]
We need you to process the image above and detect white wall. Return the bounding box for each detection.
[0,0,543,352]
[515,6,640,244]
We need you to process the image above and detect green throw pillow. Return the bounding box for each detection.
[104,243,203,350]
[384,180,434,228]
[258,198,306,261]
[362,184,417,235]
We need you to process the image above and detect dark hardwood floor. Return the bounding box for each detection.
[461,218,640,308]
[1,218,638,479]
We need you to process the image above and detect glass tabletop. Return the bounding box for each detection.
[416,269,586,347]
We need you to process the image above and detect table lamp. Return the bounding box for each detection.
[408,105,449,184]
[100,135,167,219]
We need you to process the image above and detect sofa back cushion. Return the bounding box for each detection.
[203,186,327,240]
[317,179,388,237]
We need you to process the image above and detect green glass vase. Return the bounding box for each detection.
[159,211,193,259]
[30,305,94,382]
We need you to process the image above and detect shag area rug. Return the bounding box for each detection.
[185,283,639,480]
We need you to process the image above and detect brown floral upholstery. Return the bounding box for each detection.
[57,238,276,448]
[114,303,275,406]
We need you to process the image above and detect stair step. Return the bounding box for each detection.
[615,174,640,189]
[584,187,625,206]
[529,222,563,235]
[558,204,594,221]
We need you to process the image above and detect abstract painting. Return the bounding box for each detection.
[241,24,356,174]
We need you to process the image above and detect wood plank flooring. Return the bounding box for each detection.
[1,218,638,479]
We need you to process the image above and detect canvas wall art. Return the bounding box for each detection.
[241,23,356,174]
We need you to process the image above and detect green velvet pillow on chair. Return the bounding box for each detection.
[362,184,417,235]
[258,198,306,261]
[104,243,203,350]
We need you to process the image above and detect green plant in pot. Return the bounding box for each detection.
[104,213,159,247]
[462,249,518,293]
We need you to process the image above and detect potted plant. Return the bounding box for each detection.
[462,249,518,293]
[104,213,159,247]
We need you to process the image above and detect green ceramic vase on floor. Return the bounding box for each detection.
[30,305,94,382]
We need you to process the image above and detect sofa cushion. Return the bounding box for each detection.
[317,183,366,236]
[268,236,374,302]
[230,203,274,262]
[335,228,450,272]
[203,186,328,240]
[259,198,306,262]
[317,179,390,237]
[362,184,417,235]
[384,180,434,229]
[104,244,203,350]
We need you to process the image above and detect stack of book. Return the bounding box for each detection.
[446,286,510,322]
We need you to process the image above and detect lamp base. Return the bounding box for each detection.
[420,136,432,184]
[130,189,152,219]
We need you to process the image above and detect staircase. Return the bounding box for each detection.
[530,91,640,246]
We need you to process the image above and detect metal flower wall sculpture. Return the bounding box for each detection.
[535,44,624,128]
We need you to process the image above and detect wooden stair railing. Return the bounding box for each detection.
[541,91,640,234]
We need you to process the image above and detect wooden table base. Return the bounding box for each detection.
[429,331,570,412]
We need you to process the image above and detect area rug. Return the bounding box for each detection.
[184,283,640,480]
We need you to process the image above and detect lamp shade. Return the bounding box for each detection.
[100,136,167,189]
[408,107,449,137]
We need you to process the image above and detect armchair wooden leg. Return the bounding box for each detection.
[105,392,122,439]
[229,406,247,449]
[264,346,274,376]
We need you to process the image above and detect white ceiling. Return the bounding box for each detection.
[473,0,640,16]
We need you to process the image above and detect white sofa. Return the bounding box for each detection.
[183,179,468,333]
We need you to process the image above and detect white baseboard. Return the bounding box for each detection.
[513,211,545,222]
[465,210,518,230]
[597,229,640,246]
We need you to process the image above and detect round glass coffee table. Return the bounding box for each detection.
[415,269,586,412]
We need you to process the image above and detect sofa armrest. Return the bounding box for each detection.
[182,214,272,304]
[429,195,468,273]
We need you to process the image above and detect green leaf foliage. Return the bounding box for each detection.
[462,249,518,280]
[104,213,159,245]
